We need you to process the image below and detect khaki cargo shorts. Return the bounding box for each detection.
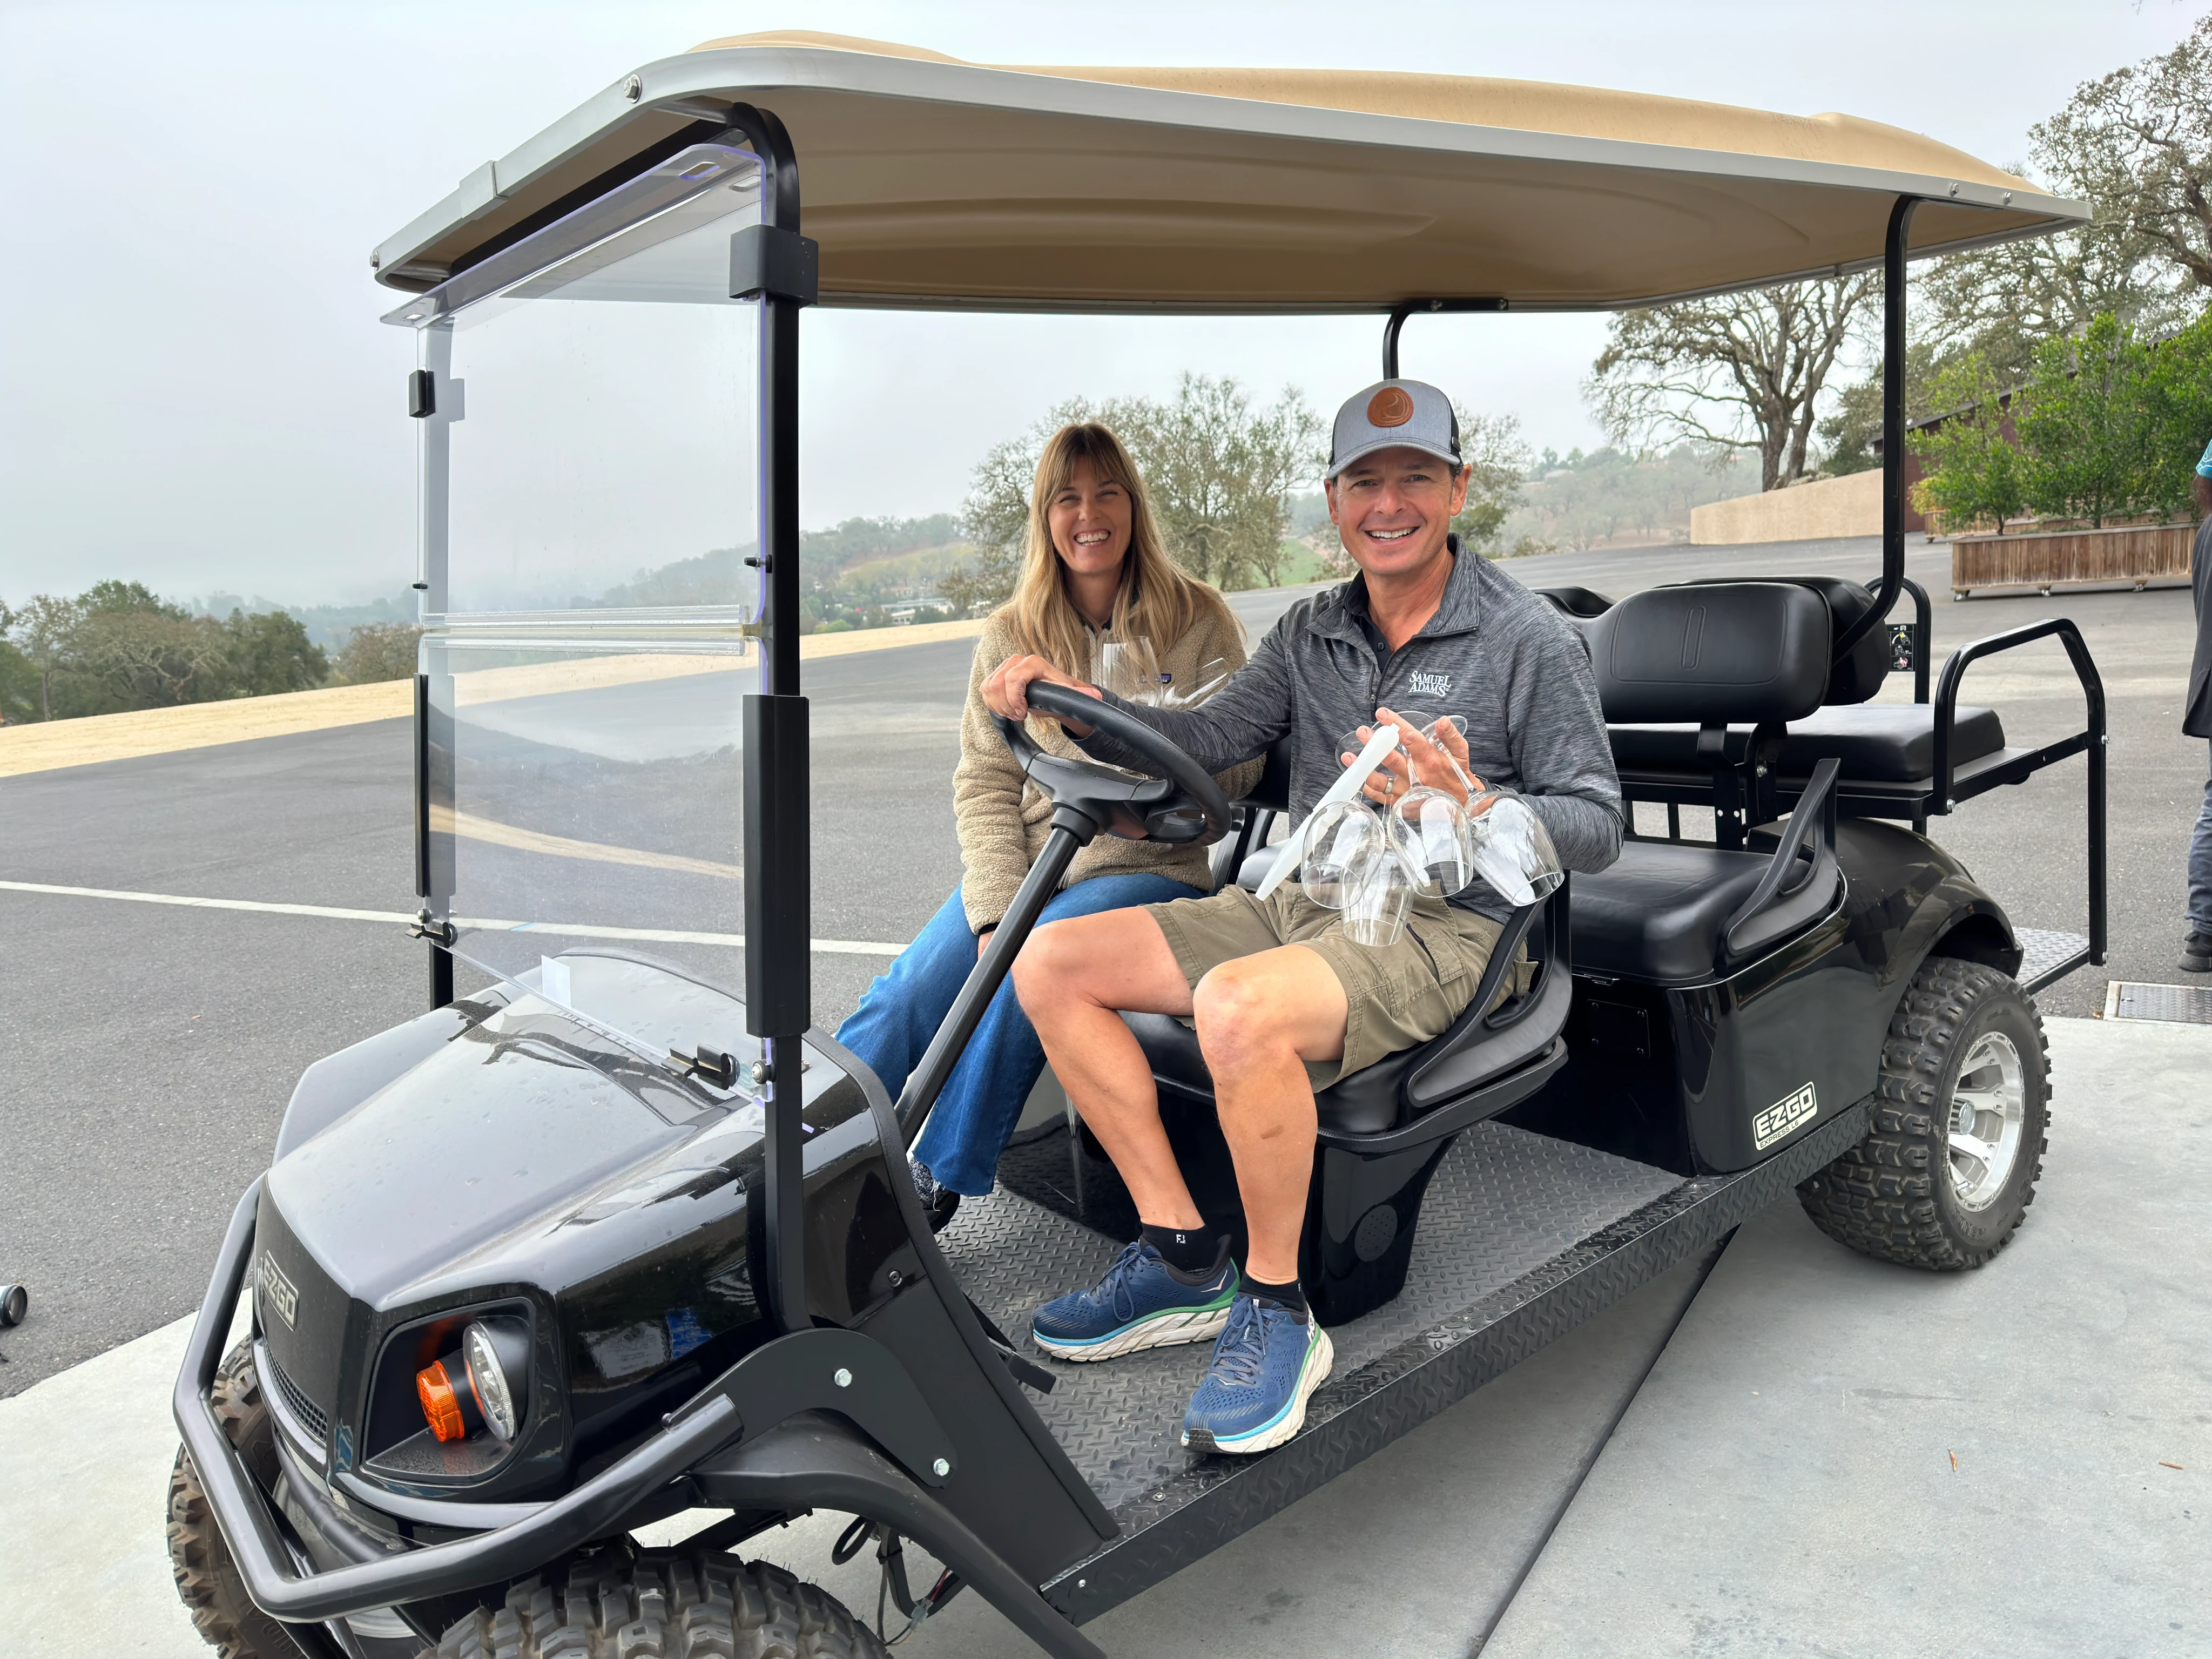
[1144,884,1530,1091]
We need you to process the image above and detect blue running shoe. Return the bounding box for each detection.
[1181,1294,1334,1454]
[1031,1240,1238,1362]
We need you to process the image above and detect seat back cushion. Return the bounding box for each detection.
[1670,575,1890,706]
[1534,585,1615,619]
[1586,582,1831,726]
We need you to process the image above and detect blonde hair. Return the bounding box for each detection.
[1001,422,1233,677]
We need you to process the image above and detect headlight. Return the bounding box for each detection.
[462,1319,529,1441]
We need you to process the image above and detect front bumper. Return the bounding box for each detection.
[173,1181,745,1623]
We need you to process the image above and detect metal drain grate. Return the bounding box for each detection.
[2103,981,2212,1024]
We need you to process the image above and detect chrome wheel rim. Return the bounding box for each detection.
[1946,1030,2026,1211]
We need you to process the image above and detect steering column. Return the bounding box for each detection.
[893,682,1232,1143]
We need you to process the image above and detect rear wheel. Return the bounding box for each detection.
[425,1545,891,1659]
[1798,957,2049,1270]
[169,1340,301,1659]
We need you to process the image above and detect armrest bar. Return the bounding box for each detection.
[1723,758,1840,954]
[1931,616,2107,968]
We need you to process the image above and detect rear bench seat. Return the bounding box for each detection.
[1609,703,2007,783]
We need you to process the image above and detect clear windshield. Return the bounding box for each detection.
[405,146,766,1038]
[422,633,749,999]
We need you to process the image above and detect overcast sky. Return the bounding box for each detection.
[0,1,2199,606]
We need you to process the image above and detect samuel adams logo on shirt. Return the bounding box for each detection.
[1407,670,1453,699]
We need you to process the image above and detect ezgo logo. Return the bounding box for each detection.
[259,1252,299,1329]
[1753,1082,1818,1150]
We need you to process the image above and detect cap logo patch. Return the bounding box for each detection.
[1367,387,1415,428]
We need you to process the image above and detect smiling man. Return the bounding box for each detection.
[980,379,1621,1454]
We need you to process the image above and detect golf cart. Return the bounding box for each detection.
[169,33,2109,1659]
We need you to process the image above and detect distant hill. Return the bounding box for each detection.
[591,513,966,609]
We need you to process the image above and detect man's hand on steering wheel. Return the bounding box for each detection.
[981,655,1103,733]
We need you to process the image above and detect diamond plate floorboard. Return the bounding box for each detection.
[2018,927,2089,989]
[940,1121,1682,1515]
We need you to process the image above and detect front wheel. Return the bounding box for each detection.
[426,1545,891,1659]
[1798,957,2049,1270]
[169,1341,300,1659]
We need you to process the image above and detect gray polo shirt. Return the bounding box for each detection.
[1080,542,1623,918]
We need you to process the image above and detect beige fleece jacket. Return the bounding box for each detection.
[955,605,1264,933]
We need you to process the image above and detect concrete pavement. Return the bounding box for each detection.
[1483,1015,2212,1659]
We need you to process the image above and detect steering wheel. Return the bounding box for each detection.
[993,680,1235,846]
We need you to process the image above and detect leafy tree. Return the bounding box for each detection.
[1816,342,1946,476]
[2035,17,2212,298]
[332,622,424,684]
[1907,354,2029,532]
[66,608,236,711]
[948,377,1325,604]
[1119,375,1324,589]
[224,608,328,696]
[1917,23,2211,379]
[79,578,187,619]
[8,594,83,720]
[1588,274,1878,491]
[1448,408,1534,553]
[0,602,38,724]
[2012,312,2159,528]
[2141,305,2212,518]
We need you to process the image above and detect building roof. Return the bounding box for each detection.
[374,31,2086,313]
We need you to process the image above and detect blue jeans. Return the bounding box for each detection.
[835,873,1203,1195]
[2190,743,2212,933]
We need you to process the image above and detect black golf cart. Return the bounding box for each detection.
[170,33,2108,1659]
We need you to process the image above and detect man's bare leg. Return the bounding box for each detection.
[1189,946,1348,1285]
[1012,908,1206,1229]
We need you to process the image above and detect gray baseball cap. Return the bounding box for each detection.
[1327,379,1462,479]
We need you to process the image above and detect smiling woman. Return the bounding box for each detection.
[832,421,1261,1214]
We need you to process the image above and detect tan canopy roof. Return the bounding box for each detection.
[374,31,2085,312]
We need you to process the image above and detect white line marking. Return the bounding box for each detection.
[0,879,905,956]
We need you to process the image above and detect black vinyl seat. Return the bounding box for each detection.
[1609,703,2006,785]
[1569,838,1837,983]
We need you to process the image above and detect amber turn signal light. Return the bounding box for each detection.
[416,1355,484,1442]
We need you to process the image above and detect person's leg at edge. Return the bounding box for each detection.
[2187,742,2212,972]
[833,886,981,1102]
[912,872,1203,1195]
[1014,907,1206,1227]
[1188,946,1347,1284]
[1014,908,1246,1361]
[1176,945,1345,1454]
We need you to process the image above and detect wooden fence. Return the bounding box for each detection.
[1950,521,2197,597]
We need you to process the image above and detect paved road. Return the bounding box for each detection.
[1,539,2199,1393]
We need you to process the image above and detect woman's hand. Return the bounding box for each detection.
[981,654,1103,731]
[1341,706,1487,812]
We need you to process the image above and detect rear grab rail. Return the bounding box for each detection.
[1928,616,2107,984]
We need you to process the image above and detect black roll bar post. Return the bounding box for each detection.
[725,101,817,1338]
[1381,297,1508,380]
[1834,195,1920,666]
